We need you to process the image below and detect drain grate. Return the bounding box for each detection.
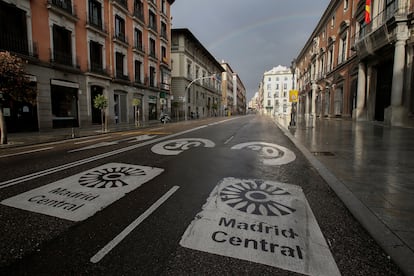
[311,151,335,156]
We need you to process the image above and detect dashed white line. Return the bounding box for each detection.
[90,185,180,263]
[74,136,112,145]
[0,147,54,159]
[224,136,234,145]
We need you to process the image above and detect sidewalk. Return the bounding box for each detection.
[0,121,163,149]
[275,116,414,276]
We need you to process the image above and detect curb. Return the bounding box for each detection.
[274,120,414,276]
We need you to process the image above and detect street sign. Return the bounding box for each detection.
[180,177,340,276]
[289,90,298,103]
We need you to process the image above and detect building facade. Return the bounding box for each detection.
[170,28,224,119]
[262,66,293,117]
[220,62,234,116]
[0,0,174,132]
[233,72,247,115]
[295,0,414,127]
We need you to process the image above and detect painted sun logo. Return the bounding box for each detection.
[219,180,296,216]
[79,167,147,188]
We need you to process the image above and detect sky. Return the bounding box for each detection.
[171,0,331,101]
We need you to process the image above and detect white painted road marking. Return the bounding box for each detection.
[231,142,296,166]
[74,136,112,145]
[180,177,340,276]
[0,124,211,190]
[151,138,215,155]
[1,163,164,221]
[0,147,54,159]
[224,136,234,145]
[90,185,180,263]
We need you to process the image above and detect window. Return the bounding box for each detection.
[267,84,271,90]
[149,38,156,58]
[267,100,271,106]
[53,24,72,65]
[89,40,103,73]
[344,0,348,10]
[0,1,28,55]
[149,10,157,31]
[268,92,271,98]
[51,83,78,128]
[268,77,271,81]
[134,0,144,20]
[115,52,126,79]
[115,15,125,42]
[161,46,167,61]
[275,92,279,98]
[88,0,102,29]
[331,15,335,28]
[134,60,142,83]
[187,62,192,78]
[283,83,287,90]
[338,33,347,64]
[149,66,156,87]
[161,22,167,39]
[275,83,279,90]
[134,28,143,50]
[161,0,166,14]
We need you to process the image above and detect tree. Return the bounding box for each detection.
[0,51,37,144]
[132,98,141,127]
[93,94,108,133]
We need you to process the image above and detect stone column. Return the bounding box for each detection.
[385,23,409,126]
[310,82,317,127]
[355,62,367,120]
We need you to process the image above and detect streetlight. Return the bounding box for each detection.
[289,59,297,128]
[184,74,219,120]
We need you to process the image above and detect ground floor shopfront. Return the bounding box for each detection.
[4,64,171,133]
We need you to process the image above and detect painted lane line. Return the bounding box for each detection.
[0,123,214,189]
[224,136,234,145]
[0,147,54,159]
[74,136,112,145]
[90,185,180,263]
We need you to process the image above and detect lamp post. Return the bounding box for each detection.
[289,59,297,128]
[184,74,218,121]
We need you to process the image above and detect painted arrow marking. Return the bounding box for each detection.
[69,135,157,153]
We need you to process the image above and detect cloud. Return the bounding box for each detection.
[171,0,330,100]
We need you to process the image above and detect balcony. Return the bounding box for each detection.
[112,0,128,11]
[0,33,38,58]
[133,8,145,23]
[86,14,108,36]
[353,2,412,57]
[113,33,129,47]
[50,48,80,70]
[133,44,145,54]
[148,51,157,60]
[89,62,109,76]
[148,22,157,33]
[115,72,130,82]
[47,0,78,21]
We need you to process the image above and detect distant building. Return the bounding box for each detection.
[170,28,224,119]
[262,66,293,117]
[220,61,246,116]
[295,0,414,127]
[0,0,174,132]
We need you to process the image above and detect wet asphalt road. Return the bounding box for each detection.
[0,116,402,275]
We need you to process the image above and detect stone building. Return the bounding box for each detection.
[295,0,414,127]
[0,0,174,132]
[170,28,224,120]
[262,66,293,118]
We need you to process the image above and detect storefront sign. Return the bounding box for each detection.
[1,163,163,221]
[180,178,340,276]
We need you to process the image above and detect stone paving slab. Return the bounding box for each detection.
[274,116,414,276]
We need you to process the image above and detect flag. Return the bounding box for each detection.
[365,0,371,23]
